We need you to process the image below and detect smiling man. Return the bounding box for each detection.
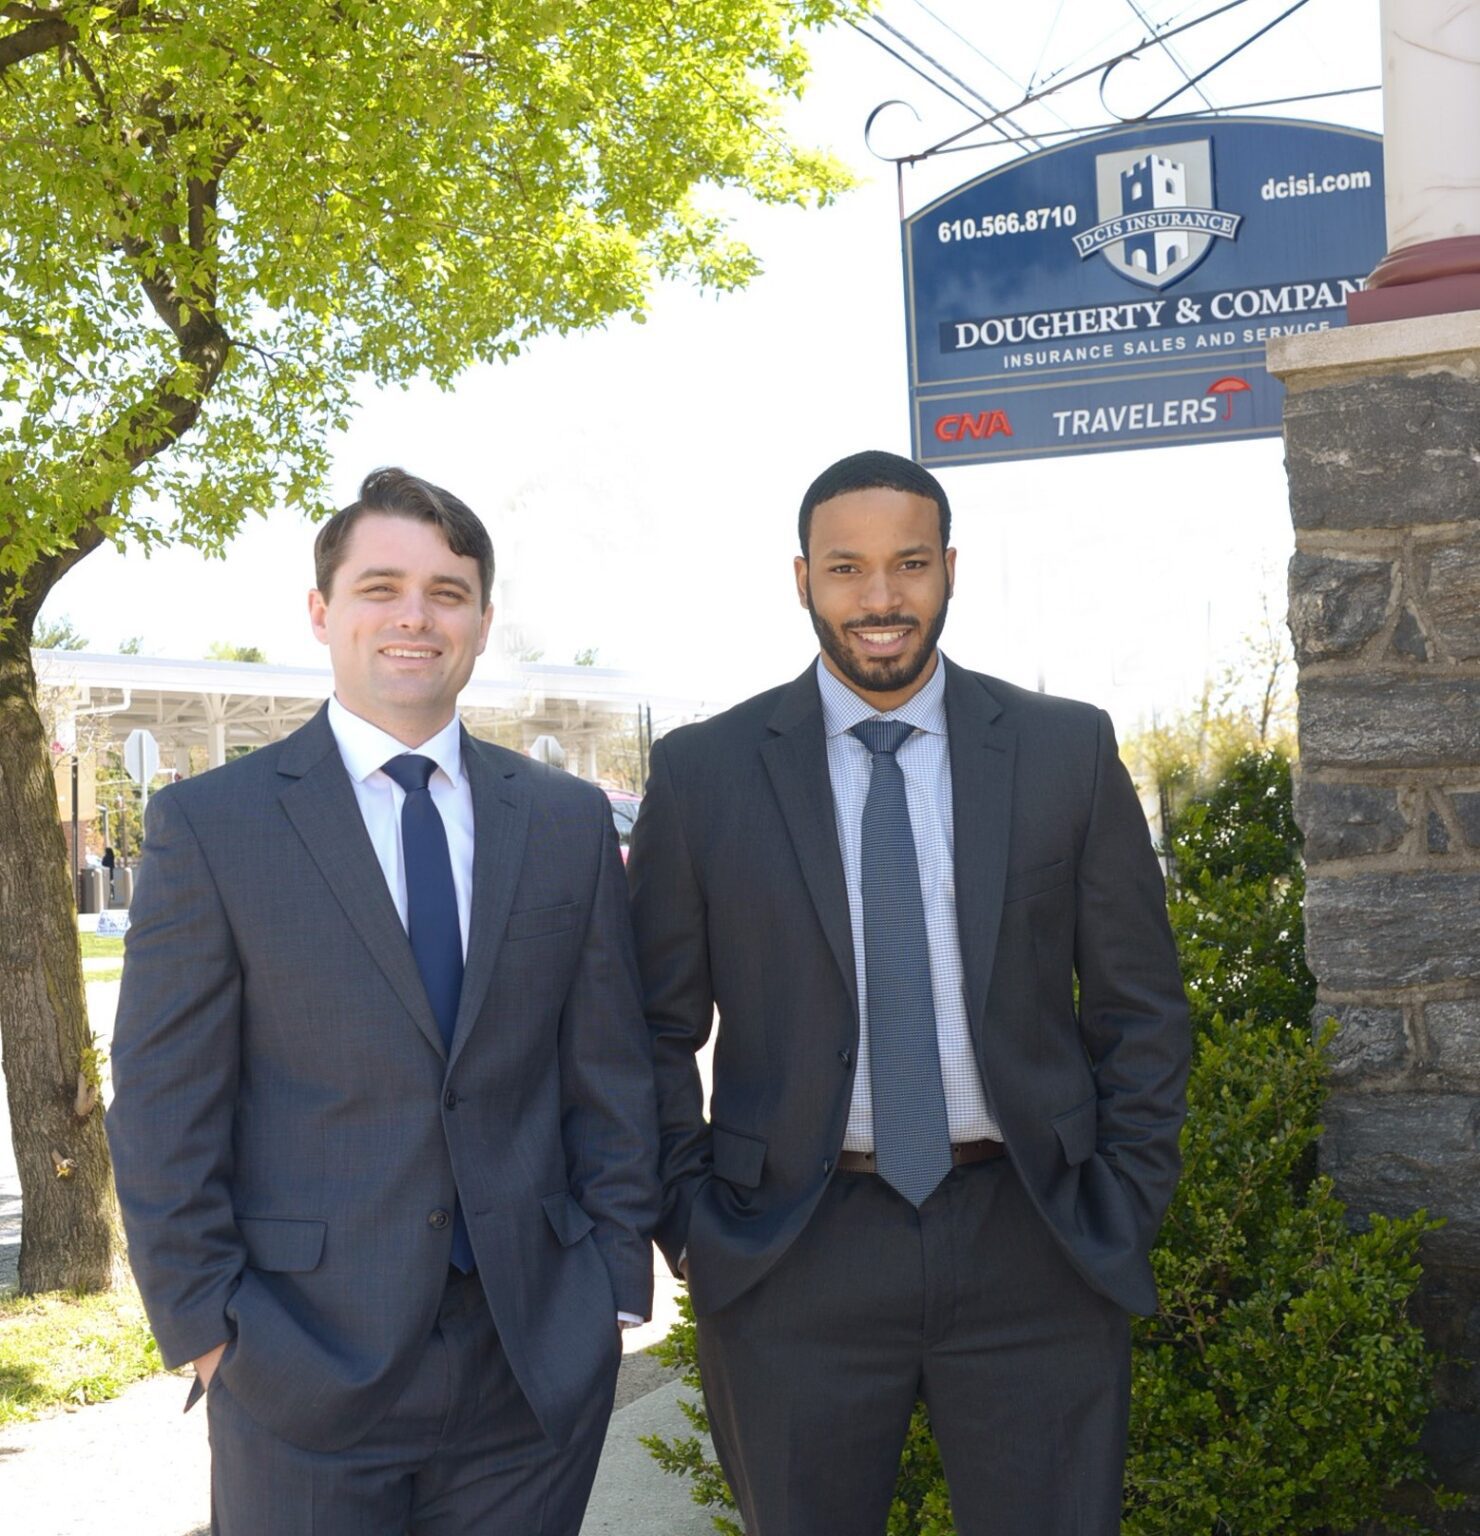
[108,468,658,1534]
[627,449,1189,1536]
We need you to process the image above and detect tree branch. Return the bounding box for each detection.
[3,315,230,630]
[0,0,140,78]
[8,521,110,631]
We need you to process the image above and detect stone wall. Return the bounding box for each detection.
[1272,314,1480,1520]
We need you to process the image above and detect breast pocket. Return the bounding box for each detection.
[1003,859,1070,905]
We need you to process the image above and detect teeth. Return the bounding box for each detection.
[384,648,436,658]
[859,630,906,643]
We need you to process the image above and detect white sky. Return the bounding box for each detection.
[41,0,1383,736]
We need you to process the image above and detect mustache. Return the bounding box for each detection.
[843,614,918,633]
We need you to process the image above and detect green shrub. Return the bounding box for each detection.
[1165,749,1313,1034]
[1126,1009,1440,1534]
[645,749,1448,1534]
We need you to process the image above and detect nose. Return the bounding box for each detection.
[860,568,900,614]
[395,590,434,630]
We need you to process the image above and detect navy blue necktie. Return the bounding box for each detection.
[381,753,474,1272]
[850,720,953,1208]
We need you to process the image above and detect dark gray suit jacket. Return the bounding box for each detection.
[627,658,1188,1319]
[108,706,658,1453]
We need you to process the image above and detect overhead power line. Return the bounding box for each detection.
[918,81,1379,161]
[1122,0,1218,112]
[847,19,987,125]
[902,0,1267,162]
[863,14,1048,152]
[1100,0,1313,121]
[903,0,1079,139]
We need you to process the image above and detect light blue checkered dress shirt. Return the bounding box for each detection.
[817,655,1000,1152]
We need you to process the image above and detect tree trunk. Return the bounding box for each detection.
[0,624,122,1292]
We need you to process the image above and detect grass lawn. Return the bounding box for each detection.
[0,1285,165,1426]
[79,935,125,960]
[85,965,124,984]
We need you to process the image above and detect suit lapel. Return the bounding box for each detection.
[448,732,528,1068]
[759,666,858,1020]
[276,707,445,1058]
[944,660,1017,1035]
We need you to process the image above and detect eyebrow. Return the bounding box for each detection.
[821,545,934,560]
[353,567,474,594]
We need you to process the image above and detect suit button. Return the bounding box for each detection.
[838,1048,852,1068]
[821,1158,832,1175]
[443,1090,458,1110]
[428,1209,450,1230]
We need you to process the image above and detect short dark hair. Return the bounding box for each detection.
[798,450,951,556]
[314,467,495,607]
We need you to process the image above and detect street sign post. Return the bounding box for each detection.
[123,727,160,817]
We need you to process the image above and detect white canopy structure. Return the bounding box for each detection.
[34,649,712,783]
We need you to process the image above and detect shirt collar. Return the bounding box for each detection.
[816,651,948,740]
[327,696,465,788]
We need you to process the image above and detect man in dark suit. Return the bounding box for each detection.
[628,449,1189,1536]
[108,468,658,1534]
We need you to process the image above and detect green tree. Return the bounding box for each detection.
[31,616,89,651]
[0,0,858,1293]
[1123,584,1296,854]
[205,640,267,663]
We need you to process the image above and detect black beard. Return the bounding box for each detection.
[805,584,950,699]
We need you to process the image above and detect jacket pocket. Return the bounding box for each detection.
[506,901,579,942]
[1051,1096,1098,1168]
[711,1124,767,1189]
[235,1216,327,1273]
[1003,859,1070,905]
[541,1190,596,1247]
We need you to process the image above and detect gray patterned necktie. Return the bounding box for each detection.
[850,719,953,1207]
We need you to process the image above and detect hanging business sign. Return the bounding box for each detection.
[903,117,1384,466]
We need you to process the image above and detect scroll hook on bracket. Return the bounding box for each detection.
[864,98,927,165]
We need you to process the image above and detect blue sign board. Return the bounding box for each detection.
[903,117,1385,465]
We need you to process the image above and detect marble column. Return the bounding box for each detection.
[1349,0,1480,323]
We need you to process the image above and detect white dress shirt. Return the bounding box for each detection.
[327,697,473,959]
[817,654,1000,1150]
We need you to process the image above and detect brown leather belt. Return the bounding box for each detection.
[835,1138,1006,1175]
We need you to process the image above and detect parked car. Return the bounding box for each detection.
[605,789,641,862]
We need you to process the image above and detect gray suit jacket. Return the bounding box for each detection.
[108,706,658,1453]
[627,658,1189,1319]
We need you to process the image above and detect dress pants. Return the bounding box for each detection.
[206,1269,615,1535]
[695,1158,1130,1536]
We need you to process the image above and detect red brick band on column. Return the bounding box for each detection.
[1349,234,1480,325]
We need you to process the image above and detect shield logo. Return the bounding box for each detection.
[1071,138,1240,291]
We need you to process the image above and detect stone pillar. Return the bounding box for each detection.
[1271,312,1480,1522]
[1349,1,1480,324]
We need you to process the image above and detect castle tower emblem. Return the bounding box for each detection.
[1072,138,1240,290]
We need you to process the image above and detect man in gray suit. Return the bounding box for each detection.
[108,468,658,1534]
[628,450,1189,1536]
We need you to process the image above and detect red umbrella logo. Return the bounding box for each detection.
[1206,376,1252,420]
